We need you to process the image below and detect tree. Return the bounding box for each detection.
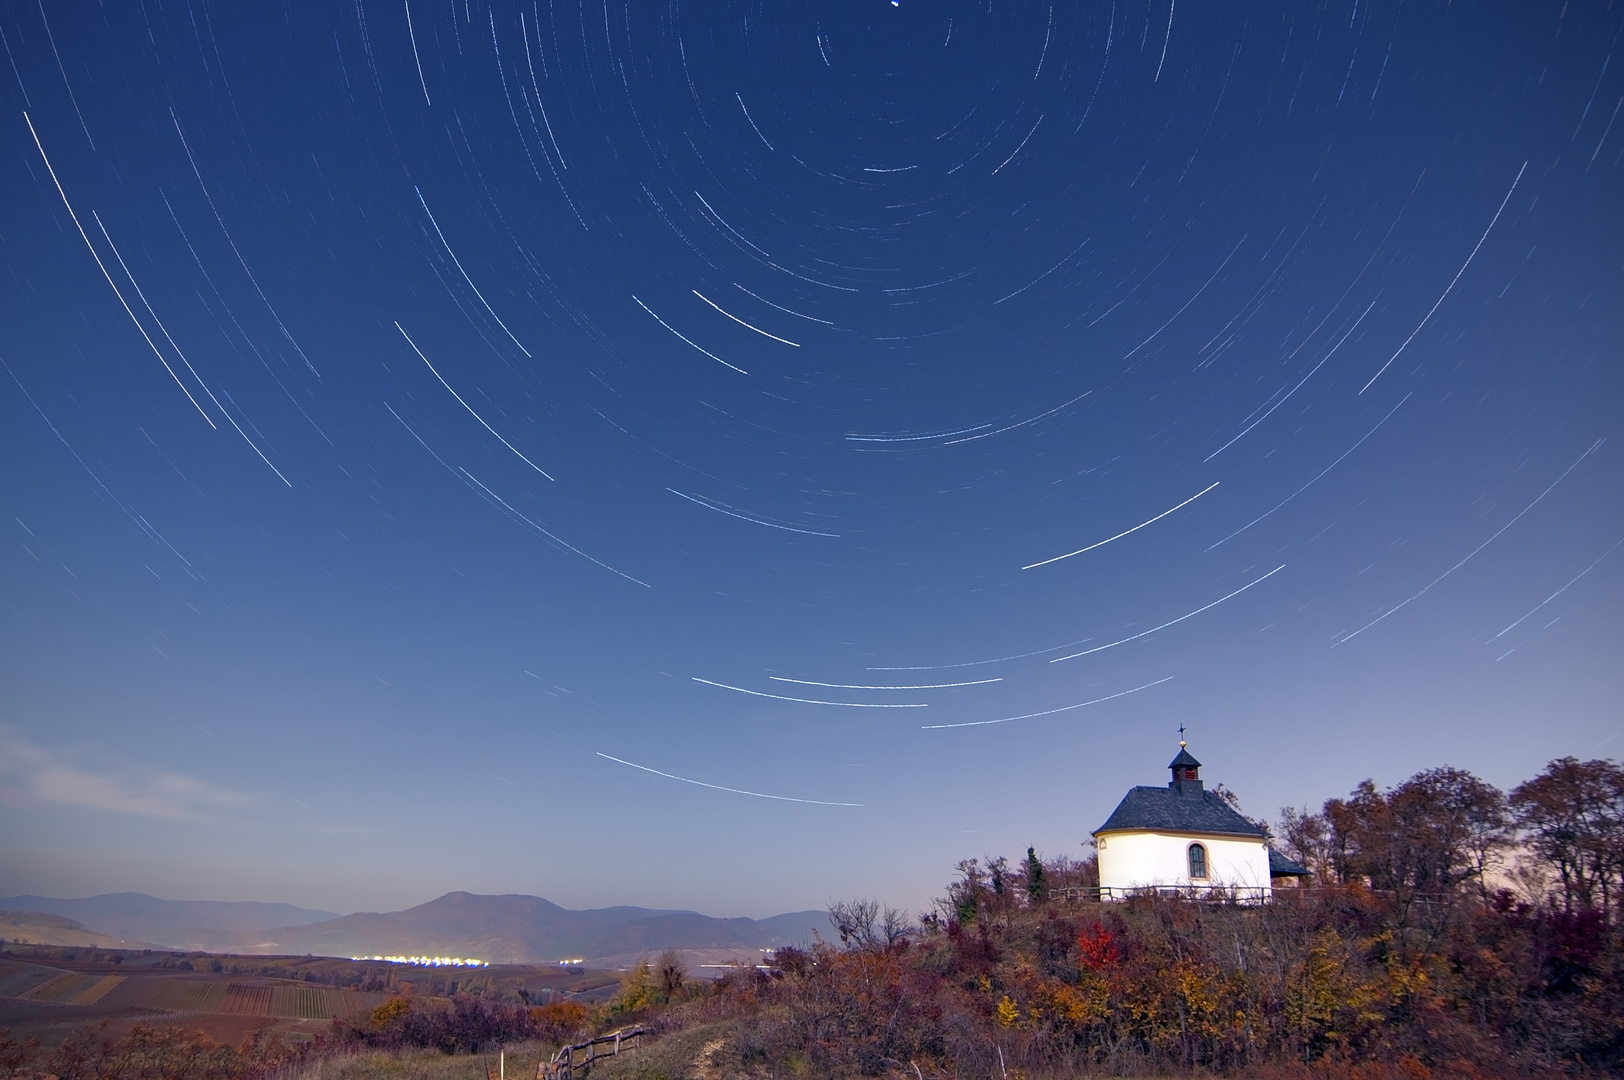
[656,949,687,999]
[988,855,1009,899]
[1276,806,1333,882]
[829,898,912,951]
[1400,766,1512,896]
[942,858,989,925]
[1324,768,1509,896]
[829,898,878,947]
[1322,767,1510,955]
[1510,756,1624,917]
[1024,846,1047,902]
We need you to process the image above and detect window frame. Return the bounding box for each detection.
[1187,842,1210,881]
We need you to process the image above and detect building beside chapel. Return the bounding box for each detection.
[1094,743,1305,900]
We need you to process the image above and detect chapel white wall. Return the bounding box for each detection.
[1097,831,1272,897]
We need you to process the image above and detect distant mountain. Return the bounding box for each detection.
[0,910,155,949]
[754,910,835,944]
[0,893,339,947]
[0,891,829,966]
[248,892,828,965]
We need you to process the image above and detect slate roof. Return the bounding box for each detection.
[1094,785,1268,838]
[1168,746,1202,770]
[1268,848,1311,877]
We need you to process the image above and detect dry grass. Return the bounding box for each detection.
[582,1022,732,1080]
[275,1031,1217,1080]
[285,1041,552,1080]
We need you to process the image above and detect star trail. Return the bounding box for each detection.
[0,0,1618,916]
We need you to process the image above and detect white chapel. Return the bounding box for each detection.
[1093,742,1306,901]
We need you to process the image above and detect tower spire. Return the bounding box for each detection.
[1168,739,1203,794]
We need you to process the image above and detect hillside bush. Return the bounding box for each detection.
[334,994,540,1053]
[631,882,1615,1078]
[1,1023,311,1080]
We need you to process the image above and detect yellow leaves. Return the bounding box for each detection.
[1177,963,1217,1019]
[1385,955,1436,1007]
[530,999,590,1035]
[1231,1008,1249,1036]
[996,995,1019,1027]
[369,996,410,1031]
[1030,977,1110,1028]
[1285,930,1393,1056]
[1285,937,1346,1049]
[610,959,655,1015]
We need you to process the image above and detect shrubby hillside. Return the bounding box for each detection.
[581,755,1624,1078]
[4,756,1619,1079]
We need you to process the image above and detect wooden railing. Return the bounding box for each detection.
[537,1027,646,1080]
[1050,884,1459,905]
[1052,884,1277,903]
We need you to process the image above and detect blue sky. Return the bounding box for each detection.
[1,0,1620,919]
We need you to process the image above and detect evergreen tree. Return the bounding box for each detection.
[1024,846,1046,901]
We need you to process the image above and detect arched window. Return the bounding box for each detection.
[1187,843,1209,880]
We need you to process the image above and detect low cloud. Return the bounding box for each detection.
[0,728,253,820]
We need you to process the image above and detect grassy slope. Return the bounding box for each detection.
[288,1026,748,1080]
[291,1042,552,1080]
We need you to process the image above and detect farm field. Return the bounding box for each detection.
[0,946,618,1048]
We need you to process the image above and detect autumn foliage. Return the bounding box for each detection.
[641,878,1616,1078]
[0,1023,310,1080]
[333,993,566,1053]
[624,756,1624,1078]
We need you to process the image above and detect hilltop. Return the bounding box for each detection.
[0,911,154,950]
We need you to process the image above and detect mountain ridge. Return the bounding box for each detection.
[0,891,827,965]
[0,893,339,941]
[250,892,827,964]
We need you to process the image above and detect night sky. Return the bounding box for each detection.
[1,0,1620,919]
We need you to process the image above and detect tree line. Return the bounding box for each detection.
[1278,756,1624,917]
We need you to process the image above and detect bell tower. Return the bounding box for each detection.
[1168,733,1203,798]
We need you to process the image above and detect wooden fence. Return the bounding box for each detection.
[1052,884,1275,903]
[1049,884,1461,905]
[537,1027,646,1080]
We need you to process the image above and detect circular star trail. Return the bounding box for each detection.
[1,0,1619,914]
